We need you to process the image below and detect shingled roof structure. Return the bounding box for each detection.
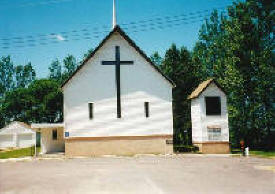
[187,79,226,99]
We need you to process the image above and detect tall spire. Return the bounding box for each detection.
[112,0,117,29]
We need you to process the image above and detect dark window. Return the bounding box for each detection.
[205,97,221,115]
[144,102,149,117]
[89,103,93,119]
[52,129,57,140]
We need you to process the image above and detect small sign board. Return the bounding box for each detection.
[166,139,173,145]
[65,132,69,137]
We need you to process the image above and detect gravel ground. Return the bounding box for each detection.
[0,155,274,194]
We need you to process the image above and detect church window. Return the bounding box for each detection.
[205,97,221,115]
[144,102,149,117]
[89,103,93,119]
[52,129,57,140]
[208,128,221,141]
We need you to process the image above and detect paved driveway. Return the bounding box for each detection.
[0,155,274,194]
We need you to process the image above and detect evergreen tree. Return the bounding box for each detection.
[83,48,94,60]
[193,1,275,148]
[161,44,200,145]
[14,62,36,88]
[0,56,14,96]
[49,59,62,82]
[150,52,163,66]
[1,79,63,124]
[63,55,77,81]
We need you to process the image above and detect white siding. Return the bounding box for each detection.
[0,122,36,148]
[40,128,65,154]
[0,134,14,148]
[63,32,173,137]
[191,98,202,142]
[191,83,229,143]
[17,133,35,148]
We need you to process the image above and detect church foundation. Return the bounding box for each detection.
[65,135,173,157]
[193,141,230,154]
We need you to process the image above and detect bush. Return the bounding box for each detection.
[174,145,199,153]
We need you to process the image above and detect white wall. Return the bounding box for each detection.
[191,83,229,143]
[17,133,35,147]
[191,98,202,142]
[40,128,65,154]
[0,122,36,148]
[0,133,35,148]
[0,134,14,148]
[63,32,173,137]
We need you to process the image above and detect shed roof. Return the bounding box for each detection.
[0,121,35,134]
[31,123,64,129]
[61,25,175,89]
[187,79,226,100]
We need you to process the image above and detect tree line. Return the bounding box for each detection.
[0,0,274,149]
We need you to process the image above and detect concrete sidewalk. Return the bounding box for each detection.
[0,153,241,163]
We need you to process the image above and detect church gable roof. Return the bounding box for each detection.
[187,79,226,100]
[61,25,175,88]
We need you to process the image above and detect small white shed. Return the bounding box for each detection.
[188,79,230,154]
[31,123,65,154]
[0,121,36,148]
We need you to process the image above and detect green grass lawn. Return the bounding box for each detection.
[231,148,275,158]
[249,150,275,158]
[0,146,40,159]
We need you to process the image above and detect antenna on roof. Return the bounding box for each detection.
[112,0,117,29]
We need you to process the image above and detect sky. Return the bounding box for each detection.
[0,0,233,78]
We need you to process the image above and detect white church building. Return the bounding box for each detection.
[60,25,175,156]
[188,79,230,154]
[29,30,232,156]
[25,1,231,156]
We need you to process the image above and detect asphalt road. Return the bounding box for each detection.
[0,155,274,194]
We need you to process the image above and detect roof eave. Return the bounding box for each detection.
[187,79,226,100]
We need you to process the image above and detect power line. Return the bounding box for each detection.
[0,0,75,9]
[20,0,74,7]
[1,17,207,49]
[1,16,206,48]
[0,18,207,49]
[0,7,227,49]
[1,7,226,43]
[0,20,206,49]
[120,6,226,25]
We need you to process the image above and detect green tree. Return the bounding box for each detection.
[49,59,62,82]
[62,55,77,81]
[193,1,275,148]
[28,79,63,123]
[14,62,36,88]
[83,48,94,60]
[161,44,200,145]
[150,52,163,66]
[1,87,32,122]
[1,79,63,124]
[0,56,14,96]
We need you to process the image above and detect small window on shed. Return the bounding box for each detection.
[52,129,57,140]
[205,97,221,115]
[89,103,93,119]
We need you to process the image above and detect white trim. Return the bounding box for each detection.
[31,123,64,129]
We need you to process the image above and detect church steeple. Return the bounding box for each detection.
[112,0,117,29]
